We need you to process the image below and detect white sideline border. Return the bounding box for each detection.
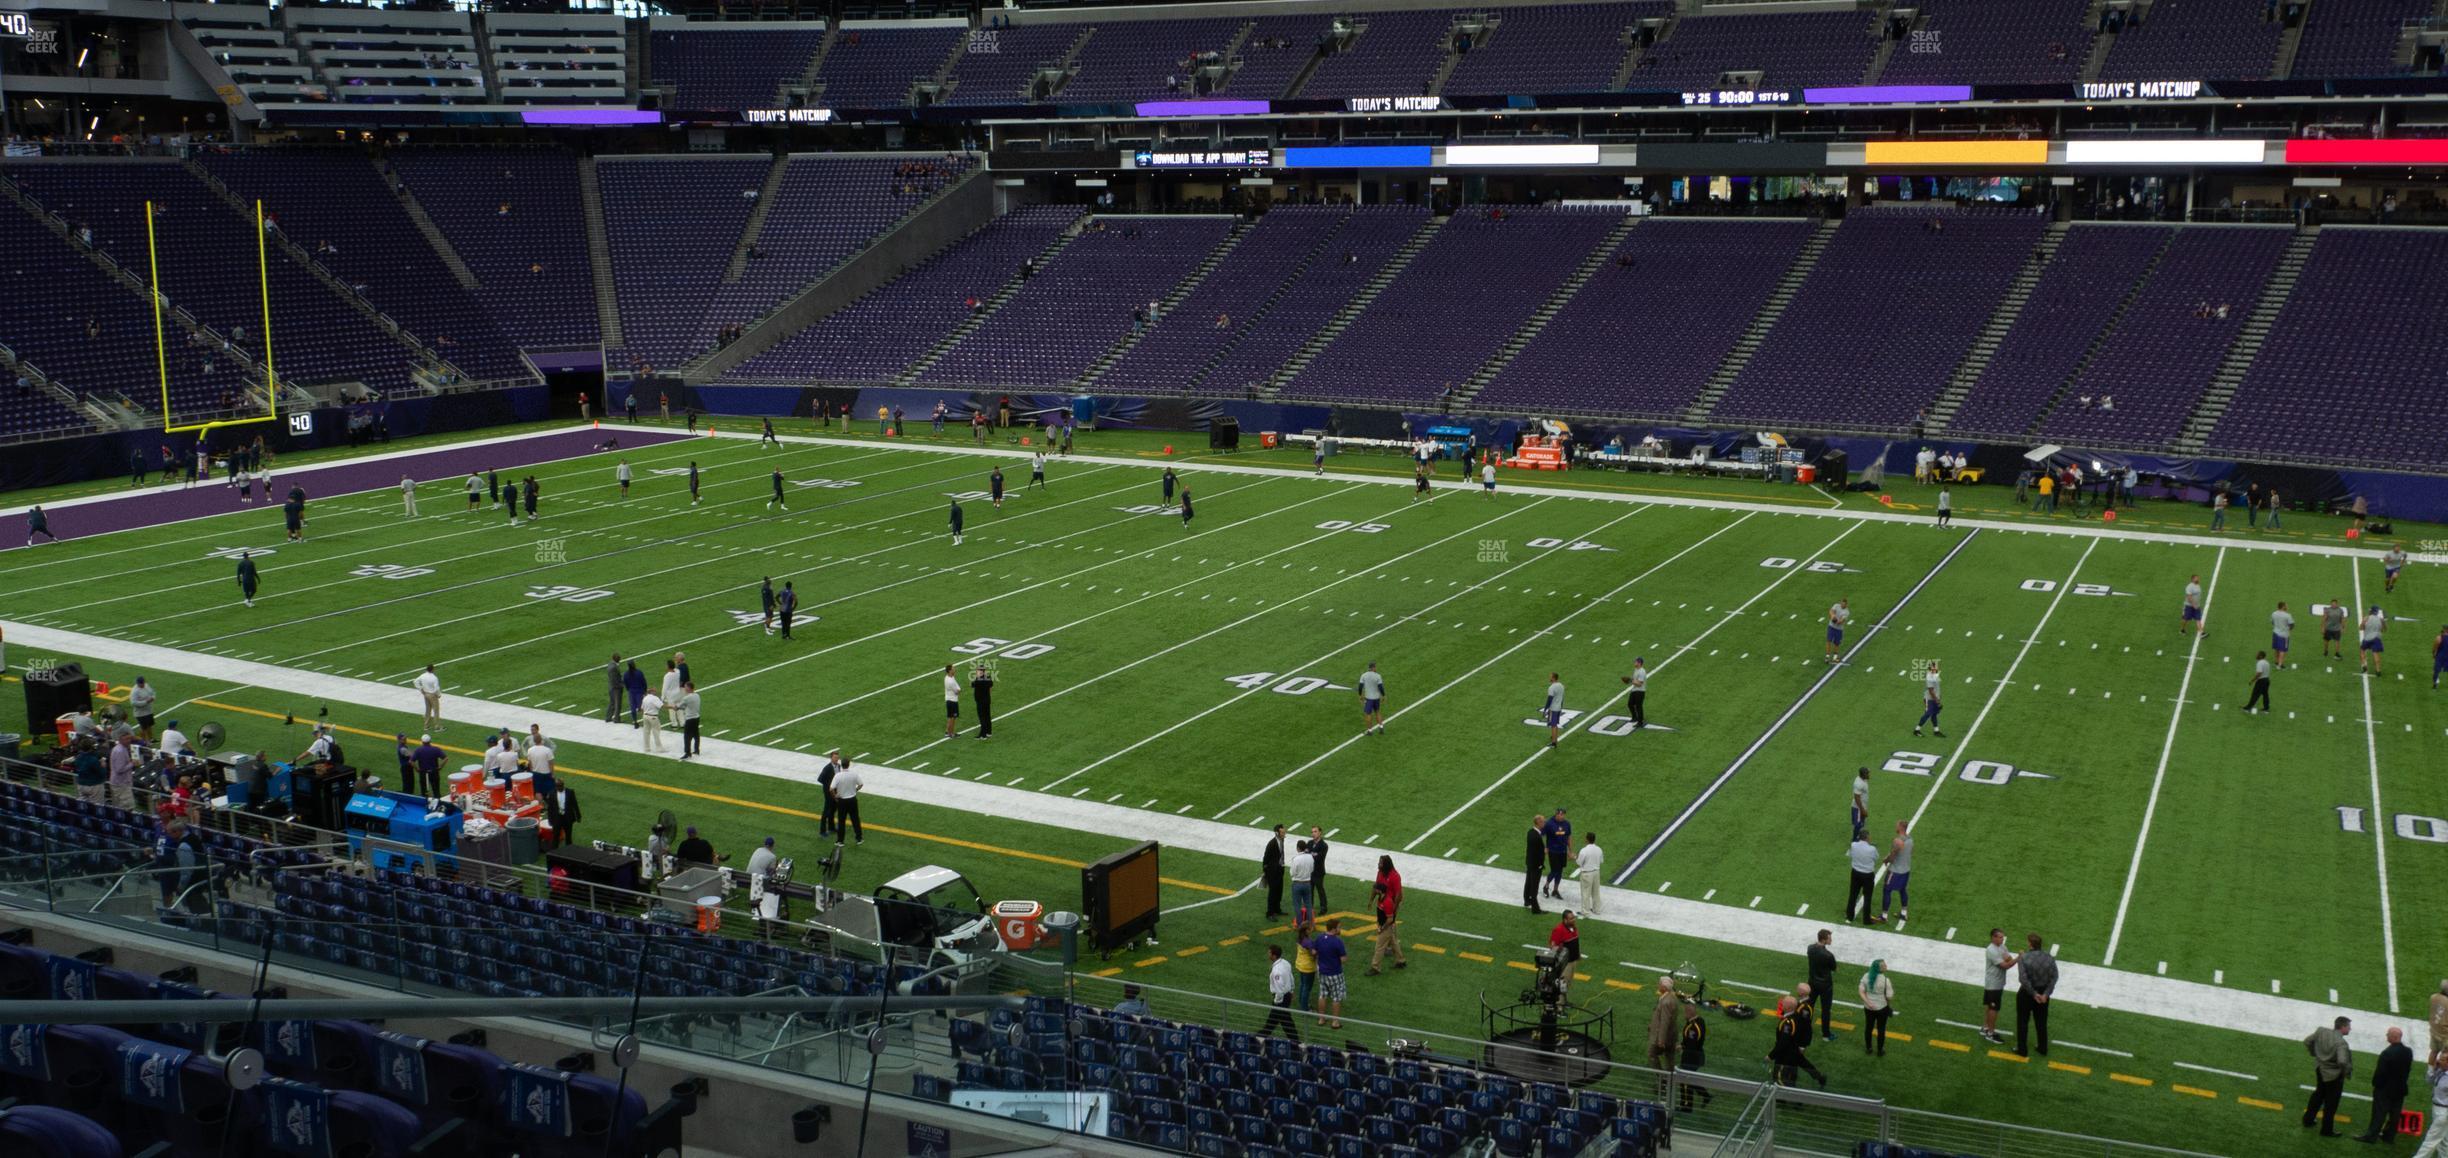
[0,620,2409,1059]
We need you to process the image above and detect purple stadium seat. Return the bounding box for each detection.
[2096,0,2283,83]
[390,147,599,349]
[1946,225,2172,440]
[651,28,827,111]
[922,215,1236,387]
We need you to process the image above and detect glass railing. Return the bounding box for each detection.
[0,769,2223,1157]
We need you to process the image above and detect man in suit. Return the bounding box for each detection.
[1261,825,1288,918]
[2360,1026,2415,1144]
[1522,815,1547,914]
[545,781,580,848]
[817,749,845,840]
[1806,930,1838,1043]
[2305,1016,2353,1136]
[2014,933,2058,1057]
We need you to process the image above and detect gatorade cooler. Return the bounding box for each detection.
[695,897,724,934]
[1796,464,1818,485]
[994,900,1046,950]
[510,772,535,803]
[485,778,508,808]
[1261,432,1279,449]
[448,770,478,797]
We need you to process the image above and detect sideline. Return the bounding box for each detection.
[1,620,2405,1058]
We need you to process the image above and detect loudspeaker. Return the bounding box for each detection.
[1818,449,1849,489]
[1209,418,1241,451]
[23,663,91,738]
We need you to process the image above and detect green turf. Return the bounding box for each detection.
[4,423,2442,1156]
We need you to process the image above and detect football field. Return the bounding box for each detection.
[4,425,2441,1061]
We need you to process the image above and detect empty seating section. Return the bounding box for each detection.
[177,4,324,105]
[651,27,826,111]
[1439,2,1674,96]
[197,150,522,381]
[596,156,772,368]
[284,8,489,106]
[2287,0,2430,79]
[1631,9,1877,90]
[0,206,249,425]
[2040,227,2290,447]
[1288,208,1624,406]
[1226,16,1332,97]
[816,26,964,107]
[0,378,88,438]
[2096,0,2282,82]
[488,14,628,106]
[944,1004,1671,1156]
[390,149,600,349]
[1098,208,1351,394]
[692,155,973,351]
[1879,0,2094,86]
[943,25,1083,106]
[6,162,422,398]
[722,205,1079,384]
[922,217,1237,387]
[1944,226,2171,439]
[1442,3,1664,97]
[2207,229,2448,468]
[1476,218,1816,418]
[1715,206,2047,432]
[1198,207,1430,397]
[1298,10,1458,100]
[1059,17,1252,103]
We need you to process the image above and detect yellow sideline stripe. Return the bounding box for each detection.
[190,697,1233,894]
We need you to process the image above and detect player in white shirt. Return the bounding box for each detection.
[1850,767,1871,840]
[1825,600,1851,662]
[638,692,666,753]
[2385,545,2408,594]
[2361,605,2387,675]
[2179,575,2205,636]
[2244,651,2273,714]
[1481,462,1496,498]
[943,663,963,738]
[616,459,633,499]
[1913,659,1943,738]
[464,471,482,511]
[1543,674,1566,748]
[660,663,684,728]
[399,476,416,516]
[1619,658,1648,729]
[1358,662,1386,735]
[1030,452,1047,490]
[2270,601,2295,668]
[1575,834,1605,915]
[413,665,442,733]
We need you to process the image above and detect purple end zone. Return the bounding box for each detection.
[12,426,694,546]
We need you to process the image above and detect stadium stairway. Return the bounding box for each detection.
[1683,214,1840,426]
[1610,12,1672,89]
[577,159,626,351]
[2023,224,2179,438]
[1423,11,1484,96]
[390,179,481,293]
[1862,8,1902,84]
[1455,213,1642,408]
[181,159,466,385]
[1928,220,2071,434]
[1258,212,1445,400]
[2079,4,2119,83]
[2273,0,2311,77]
[722,159,794,283]
[1077,218,1255,388]
[894,212,1087,385]
[1168,210,1356,394]
[792,26,841,107]
[2174,224,2318,453]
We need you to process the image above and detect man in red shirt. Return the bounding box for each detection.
[1550,912,1580,955]
[1367,855,1407,975]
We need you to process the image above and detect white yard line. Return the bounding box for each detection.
[2102,545,2226,967]
[1607,527,1980,883]
[1903,537,2099,831]
[1208,505,1726,818]
[1410,516,1857,855]
[1035,496,1596,794]
[2349,558,2401,1014]
[423,463,1139,688]
[0,617,2413,1059]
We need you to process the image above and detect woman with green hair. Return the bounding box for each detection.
[1859,958,1896,1056]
